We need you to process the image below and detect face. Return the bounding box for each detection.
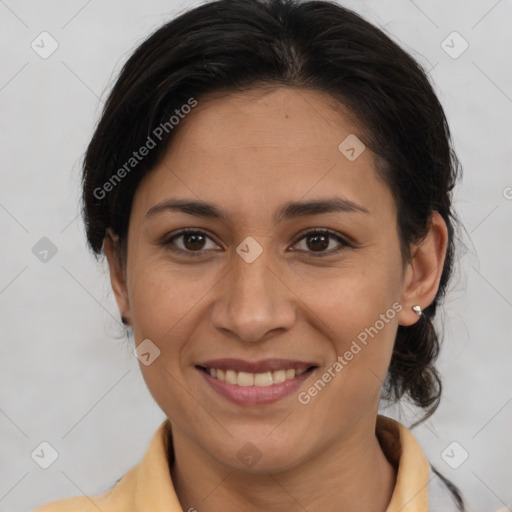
[106,87,444,472]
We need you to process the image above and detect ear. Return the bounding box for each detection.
[104,229,130,325]
[398,211,448,326]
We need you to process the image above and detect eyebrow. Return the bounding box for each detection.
[145,197,370,222]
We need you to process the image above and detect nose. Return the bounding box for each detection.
[210,241,296,343]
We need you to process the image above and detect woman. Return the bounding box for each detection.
[34,0,466,510]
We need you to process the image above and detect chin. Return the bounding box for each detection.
[209,434,309,474]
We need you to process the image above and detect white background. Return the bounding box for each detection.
[0,0,511,510]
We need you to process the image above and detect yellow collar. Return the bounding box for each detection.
[34,414,430,511]
[376,415,430,511]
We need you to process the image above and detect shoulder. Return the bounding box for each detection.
[31,419,172,512]
[376,415,464,511]
[31,473,131,512]
[32,495,106,512]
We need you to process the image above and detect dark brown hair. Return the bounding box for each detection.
[81,0,464,507]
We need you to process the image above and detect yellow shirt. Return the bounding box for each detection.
[33,415,437,511]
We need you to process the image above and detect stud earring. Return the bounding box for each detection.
[412,305,422,317]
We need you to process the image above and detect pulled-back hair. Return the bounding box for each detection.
[81,0,464,507]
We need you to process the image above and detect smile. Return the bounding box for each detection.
[196,359,317,405]
[203,367,309,386]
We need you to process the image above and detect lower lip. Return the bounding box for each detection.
[198,367,315,406]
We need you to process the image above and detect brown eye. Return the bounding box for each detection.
[163,229,220,255]
[306,233,330,252]
[182,232,207,250]
[292,229,351,257]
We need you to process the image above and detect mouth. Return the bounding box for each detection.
[198,366,312,386]
[196,359,318,405]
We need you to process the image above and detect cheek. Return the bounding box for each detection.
[127,257,211,341]
[298,264,400,394]
[295,257,401,336]
[302,305,398,431]
[126,261,210,421]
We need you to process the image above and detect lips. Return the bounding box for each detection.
[196,358,318,405]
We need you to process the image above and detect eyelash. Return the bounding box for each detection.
[161,228,353,258]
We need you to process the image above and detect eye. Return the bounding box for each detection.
[162,229,221,256]
[161,228,352,258]
[290,229,352,257]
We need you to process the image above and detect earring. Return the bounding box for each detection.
[412,305,422,317]
[121,315,129,325]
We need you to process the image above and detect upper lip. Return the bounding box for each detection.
[197,358,317,373]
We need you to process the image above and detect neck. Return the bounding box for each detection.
[170,415,396,512]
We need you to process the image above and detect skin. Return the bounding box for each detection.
[104,87,448,512]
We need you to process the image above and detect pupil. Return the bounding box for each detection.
[185,233,205,250]
[308,234,328,251]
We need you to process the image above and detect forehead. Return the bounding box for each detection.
[171,86,361,153]
[132,87,394,223]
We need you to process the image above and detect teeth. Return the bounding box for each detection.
[254,371,273,386]
[273,370,286,384]
[237,371,254,387]
[285,369,295,379]
[225,369,237,385]
[206,367,311,386]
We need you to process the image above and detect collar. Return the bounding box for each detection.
[119,414,430,511]
[34,414,430,511]
[376,415,431,511]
